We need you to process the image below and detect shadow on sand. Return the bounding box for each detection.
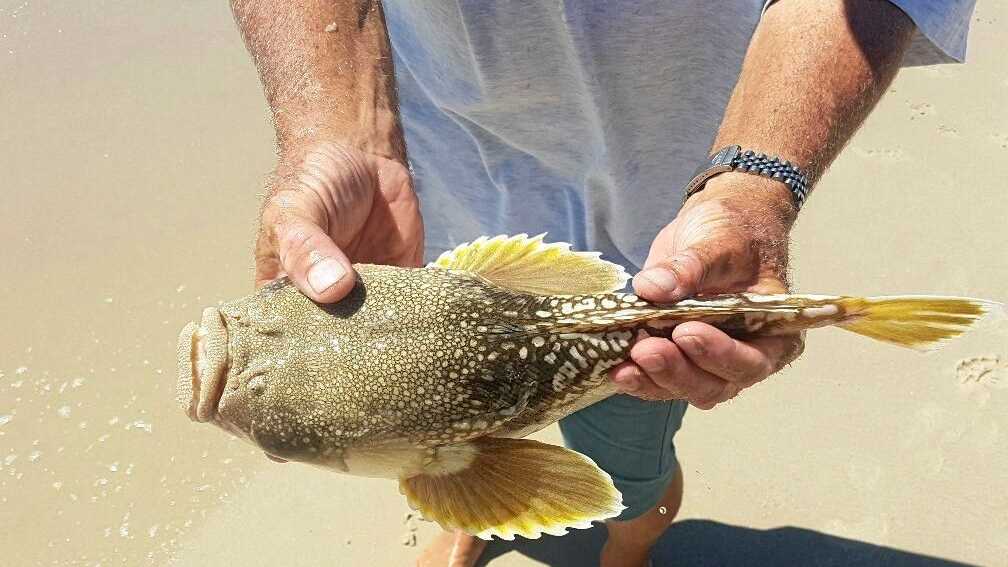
[476,520,973,567]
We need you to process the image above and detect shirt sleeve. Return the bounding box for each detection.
[762,0,977,65]
[890,0,977,64]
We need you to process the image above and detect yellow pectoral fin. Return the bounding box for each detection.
[398,437,624,540]
[428,233,629,295]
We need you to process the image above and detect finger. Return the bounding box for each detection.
[712,381,743,406]
[610,360,729,409]
[750,276,789,295]
[274,214,357,303]
[672,322,805,387]
[608,362,677,402]
[254,227,286,288]
[609,360,680,400]
[608,361,646,393]
[633,238,751,303]
[672,322,773,386]
[632,249,705,303]
[629,337,733,409]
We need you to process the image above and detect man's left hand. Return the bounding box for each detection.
[608,173,806,409]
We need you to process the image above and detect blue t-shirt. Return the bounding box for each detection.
[383,1,975,269]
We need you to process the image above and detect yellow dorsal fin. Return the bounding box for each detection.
[429,233,629,295]
[399,437,625,540]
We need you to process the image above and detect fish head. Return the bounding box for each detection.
[176,281,364,467]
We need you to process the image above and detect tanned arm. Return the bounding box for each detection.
[708,0,917,216]
[231,0,406,161]
[616,0,917,407]
[232,1,423,304]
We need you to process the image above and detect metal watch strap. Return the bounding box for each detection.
[683,145,810,210]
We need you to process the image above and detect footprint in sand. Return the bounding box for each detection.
[907,101,935,120]
[851,146,907,161]
[990,133,1008,149]
[937,124,960,138]
[955,355,1007,388]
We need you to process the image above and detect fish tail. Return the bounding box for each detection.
[537,293,998,352]
[832,296,1000,351]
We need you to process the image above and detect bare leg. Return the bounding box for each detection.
[415,530,488,567]
[600,465,684,567]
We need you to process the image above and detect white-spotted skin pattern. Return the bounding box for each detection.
[214,266,549,467]
[204,265,855,474]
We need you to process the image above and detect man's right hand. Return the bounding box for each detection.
[254,142,424,303]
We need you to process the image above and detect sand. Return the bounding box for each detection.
[1,1,1005,566]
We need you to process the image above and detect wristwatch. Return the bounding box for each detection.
[682,145,810,210]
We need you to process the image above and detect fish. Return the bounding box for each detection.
[176,233,999,540]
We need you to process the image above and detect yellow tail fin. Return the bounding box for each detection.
[399,437,624,540]
[835,296,999,351]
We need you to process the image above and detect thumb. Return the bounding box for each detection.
[633,248,710,303]
[275,215,357,303]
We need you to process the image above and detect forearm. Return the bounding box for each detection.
[707,0,915,214]
[231,0,406,162]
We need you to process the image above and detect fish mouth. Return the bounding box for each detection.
[176,307,229,423]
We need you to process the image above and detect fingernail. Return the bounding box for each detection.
[307,257,346,293]
[637,269,679,296]
[639,354,667,374]
[679,336,706,356]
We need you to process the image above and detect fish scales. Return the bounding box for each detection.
[214,267,657,456]
[177,233,997,540]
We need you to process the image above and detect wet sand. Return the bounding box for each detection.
[1,1,1006,566]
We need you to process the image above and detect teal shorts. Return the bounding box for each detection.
[559,395,688,521]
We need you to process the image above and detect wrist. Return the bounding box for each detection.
[685,172,798,229]
[268,140,390,205]
[273,106,407,166]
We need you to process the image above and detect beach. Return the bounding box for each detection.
[1,1,1006,565]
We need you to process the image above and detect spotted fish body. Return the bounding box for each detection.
[177,234,996,540]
